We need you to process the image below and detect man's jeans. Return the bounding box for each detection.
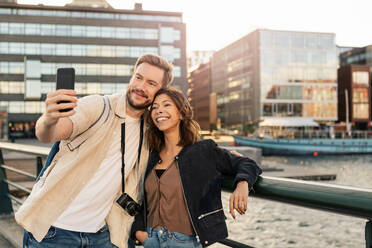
[143,226,202,248]
[23,225,118,248]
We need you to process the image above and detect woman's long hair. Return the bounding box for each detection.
[146,87,200,152]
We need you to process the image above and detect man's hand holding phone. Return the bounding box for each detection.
[44,89,77,126]
[43,68,77,126]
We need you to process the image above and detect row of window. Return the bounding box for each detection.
[260,30,335,50]
[0,42,159,58]
[260,50,337,66]
[0,22,181,42]
[262,85,337,101]
[345,52,372,65]
[0,81,128,95]
[260,67,337,83]
[0,61,182,77]
[0,8,182,23]
[0,101,45,114]
[262,102,337,118]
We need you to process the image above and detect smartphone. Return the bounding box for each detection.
[56,68,75,112]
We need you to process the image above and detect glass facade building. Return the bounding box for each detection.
[211,29,338,129]
[0,1,186,138]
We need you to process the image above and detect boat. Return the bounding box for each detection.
[233,117,372,156]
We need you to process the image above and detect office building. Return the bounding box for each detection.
[188,62,211,130]
[210,29,339,129]
[338,45,372,129]
[337,65,370,127]
[187,50,214,69]
[340,45,372,67]
[0,0,186,138]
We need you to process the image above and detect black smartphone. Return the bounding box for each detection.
[56,68,75,112]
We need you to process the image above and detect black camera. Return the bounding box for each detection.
[116,193,141,216]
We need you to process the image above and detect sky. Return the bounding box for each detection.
[18,0,372,52]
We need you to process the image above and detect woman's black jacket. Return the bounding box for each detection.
[131,139,262,247]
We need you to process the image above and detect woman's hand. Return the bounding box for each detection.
[229,180,249,219]
[135,230,148,244]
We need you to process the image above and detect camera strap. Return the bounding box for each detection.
[120,117,144,193]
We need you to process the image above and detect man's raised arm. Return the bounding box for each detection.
[36,89,77,143]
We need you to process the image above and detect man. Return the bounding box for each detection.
[15,54,174,248]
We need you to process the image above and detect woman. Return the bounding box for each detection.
[131,88,261,247]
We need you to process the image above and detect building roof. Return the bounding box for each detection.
[66,0,113,8]
[259,117,319,127]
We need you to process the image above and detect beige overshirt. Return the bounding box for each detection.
[15,93,149,248]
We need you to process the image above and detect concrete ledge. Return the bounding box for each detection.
[0,215,23,248]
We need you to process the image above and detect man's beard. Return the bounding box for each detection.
[126,89,151,110]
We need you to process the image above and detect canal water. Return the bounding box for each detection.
[215,154,372,248]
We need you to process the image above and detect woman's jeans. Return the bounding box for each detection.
[144,226,202,248]
[23,225,118,248]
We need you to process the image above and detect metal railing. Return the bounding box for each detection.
[0,142,371,248]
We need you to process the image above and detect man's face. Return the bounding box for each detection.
[126,62,164,110]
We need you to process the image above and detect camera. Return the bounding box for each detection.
[116,193,141,216]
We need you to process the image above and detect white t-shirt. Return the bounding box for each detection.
[53,116,141,232]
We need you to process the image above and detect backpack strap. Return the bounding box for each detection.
[66,95,110,151]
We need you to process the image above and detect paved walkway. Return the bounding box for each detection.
[0,233,15,248]
[0,217,22,248]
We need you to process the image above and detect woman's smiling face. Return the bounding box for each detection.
[151,93,183,133]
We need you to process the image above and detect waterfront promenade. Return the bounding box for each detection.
[1,138,368,247]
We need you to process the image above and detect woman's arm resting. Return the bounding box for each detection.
[229,181,249,219]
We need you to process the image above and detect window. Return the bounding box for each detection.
[56,44,71,56]
[55,25,69,36]
[116,65,131,76]
[352,71,369,87]
[41,24,55,36]
[305,34,318,49]
[26,60,41,78]
[101,64,115,75]
[0,23,8,34]
[116,27,130,39]
[160,27,174,43]
[41,63,55,75]
[25,80,41,99]
[9,101,24,113]
[173,66,181,77]
[41,43,55,56]
[86,64,100,75]
[86,26,100,37]
[71,25,86,37]
[353,104,369,119]
[9,62,24,74]
[25,23,40,35]
[101,83,117,94]
[160,45,175,61]
[101,46,114,57]
[41,82,55,94]
[9,42,23,54]
[101,27,115,38]
[25,43,40,55]
[71,44,85,56]
[9,23,23,34]
[86,45,100,56]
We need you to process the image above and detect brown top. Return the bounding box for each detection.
[145,161,194,235]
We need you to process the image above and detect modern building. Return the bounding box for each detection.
[0,0,186,138]
[337,65,370,127]
[340,45,372,67]
[187,50,214,69]
[338,45,372,129]
[210,29,339,129]
[188,62,211,130]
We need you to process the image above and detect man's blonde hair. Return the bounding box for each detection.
[133,54,174,87]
